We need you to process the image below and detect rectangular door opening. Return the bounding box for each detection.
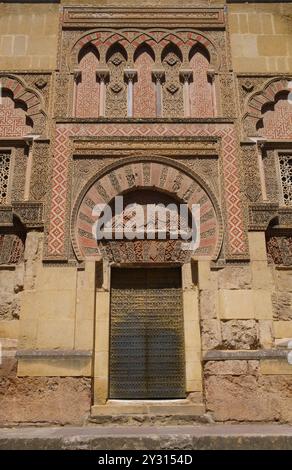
[109,267,185,399]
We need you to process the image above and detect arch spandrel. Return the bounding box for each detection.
[71,157,223,263]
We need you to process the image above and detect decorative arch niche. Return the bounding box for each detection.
[243,78,292,139]
[0,89,33,137]
[257,90,292,139]
[0,75,46,136]
[161,43,184,118]
[105,42,128,118]
[189,44,213,118]
[71,157,223,264]
[133,43,156,118]
[76,43,100,118]
[69,29,219,73]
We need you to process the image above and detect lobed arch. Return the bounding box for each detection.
[0,74,47,135]
[1,88,33,128]
[106,41,128,63]
[71,156,223,263]
[69,28,220,71]
[78,42,100,63]
[161,42,183,63]
[243,77,292,137]
[133,42,156,63]
[189,42,211,63]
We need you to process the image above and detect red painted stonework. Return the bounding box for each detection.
[75,165,219,262]
[76,48,100,118]
[47,123,247,259]
[261,95,292,139]
[133,46,156,118]
[0,96,32,137]
[189,49,213,118]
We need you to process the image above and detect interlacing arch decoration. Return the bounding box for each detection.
[69,28,219,71]
[69,29,218,118]
[0,75,47,136]
[243,77,292,139]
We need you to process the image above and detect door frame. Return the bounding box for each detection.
[92,259,202,406]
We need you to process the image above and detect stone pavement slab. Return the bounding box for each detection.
[0,424,291,450]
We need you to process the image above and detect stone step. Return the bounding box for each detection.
[1,424,292,450]
[89,401,207,425]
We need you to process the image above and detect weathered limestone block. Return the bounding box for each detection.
[14,263,25,293]
[260,359,292,375]
[201,319,222,350]
[199,290,218,319]
[0,339,17,377]
[24,231,43,290]
[0,377,91,426]
[205,373,292,422]
[219,289,273,320]
[221,320,259,349]
[205,360,249,376]
[258,320,274,348]
[248,232,268,261]
[204,360,259,376]
[251,261,273,290]
[275,270,292,293]
[219,289,254,319]
[0,269,21,320]
[273,321,292,339]
[272,292,292,321]
[247,360,259,375]
[198,261,217,291]
[218,265,252,289]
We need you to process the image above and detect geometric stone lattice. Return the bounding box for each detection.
[0,233,25,264]
[266,229,292,266]
[133,46,156,118]
[0,96,32,138]
[0,152,11,204]
[279,154,292,206]
[260,94,292,140]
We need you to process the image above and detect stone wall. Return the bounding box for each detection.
[0,231,43,342]
[204,360,292,423]
[0,3,59,70]
[0,376,91,426]
[0,1,291,426]
[1,2,292,73]
[229,3,292,73]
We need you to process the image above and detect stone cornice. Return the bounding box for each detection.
[62,6,225,29]
[204,349,291,361]
[55,117,235,124]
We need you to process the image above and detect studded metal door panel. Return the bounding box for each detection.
[109,268,185,399]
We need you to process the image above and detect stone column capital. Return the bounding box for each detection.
[73,69,81,81]
[124,69,138,82]
[179,69,193,83]
[207,69,216,81]
[96,69,110,82]
[152,70,165,83]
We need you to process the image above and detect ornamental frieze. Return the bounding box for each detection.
[62,6,225,29]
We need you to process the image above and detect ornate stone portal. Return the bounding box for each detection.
[0,3,292,425]
[73,158,222,264]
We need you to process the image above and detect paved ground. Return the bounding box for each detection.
[0,424,292,449]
